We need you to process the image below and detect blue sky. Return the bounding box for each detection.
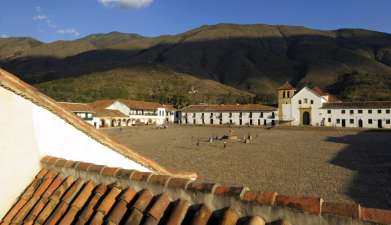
[0,0,389,42]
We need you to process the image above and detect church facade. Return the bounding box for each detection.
[277,82,391,129]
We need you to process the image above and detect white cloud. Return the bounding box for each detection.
[57,28,80,37]
[0,34,9,38]
[32,15,48,21]
[98,0,154,9]
[33,6,79,38]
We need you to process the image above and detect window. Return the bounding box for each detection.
[249,112,253,118]
[230,119,233,124]
[327,110,331,114]
[239,112,242,118]
[299,100,302,104]
[260,112,264,118]
[310,100,314,104]
[287,92,290,98]
[336,119,340,124]
[272,112,275,118]
[250,119,253,125]
[341,110,345,114]
[350,110,354,114]
[358,110,363,114]
[368,119,373,124]
[211,113,213,117]
[201,113,204,117]
[350,119,354,124]
[193,113,196,117]
[368,110,372,114]
[328,118,331,122]
[386,119,390,124]
[283,91,286,98]
[386,109,390,114]
[378,109,382,114]
[229,112,232,118]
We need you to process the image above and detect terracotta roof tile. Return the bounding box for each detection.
[275,195,323,215]
[5,157,391,225]
[57,102,95,113]
[322,101,391,109]
[277,81,295,90]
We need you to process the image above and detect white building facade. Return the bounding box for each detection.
[277,82,391,129]
[181,104,278,126]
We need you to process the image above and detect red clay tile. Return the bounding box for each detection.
[89,211,105,225]
[242,191,278,205]
[70,180,96,208]
[87,164,105,174]
[189,204,212,225]
[214,186,248,198]
[33,171,58,197]
[54,159,67,167]
[44,201,70,225]
[147,193,170,220]
[167,178,192,189]
[130,171,153,182]
[76,184,108,225]
[148,175,172,187]
[122,208,144,225]
[219,207,239,225]
[60,178,84,203]
[50,176,76,202]
[246,216,265,225]
[166,199,190,225]
[187,182,219,193]
[101,167,120,176]
[76,162,92,171]
[106,188,137,225]
[275,195,322,214]
[115,169,135,179]
[132,189,153,211]
[1,198,29,223]
[361,207,391,224]
[96,186,122,215]
[322,202,360,219]
[63,160,77,168]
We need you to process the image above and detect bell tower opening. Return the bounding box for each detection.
[277,81,296,124]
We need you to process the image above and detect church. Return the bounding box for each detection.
[277,82,391,129]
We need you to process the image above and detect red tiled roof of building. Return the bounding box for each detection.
[181,104,277,112]
[94,109,128,118]
[277,81,296,90]
[119,99,163,110]
[58,102,95,113]
[0,68,195,179]
[322,101,391,109]
[89,99,117,110]
[3,156,391,225]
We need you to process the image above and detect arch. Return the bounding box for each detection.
[127,119,131,126]
[117,119,122,126]
[303,112,310,125]
[100,119,105,128]
[358,119,363,128]
[111,119,116,127]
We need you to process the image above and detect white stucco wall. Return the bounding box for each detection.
[0,87,151,217]
[291,88,325,126]
[320,108,391,129]
[181,111,277,126]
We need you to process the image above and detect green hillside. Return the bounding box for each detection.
[1,23,391,103]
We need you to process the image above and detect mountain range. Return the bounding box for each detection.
[1,23,391,106]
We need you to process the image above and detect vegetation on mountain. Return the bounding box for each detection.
[1,23,391,105]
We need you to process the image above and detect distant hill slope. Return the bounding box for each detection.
[1,23,391,104]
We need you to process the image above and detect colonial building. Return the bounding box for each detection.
[92,108,130,128]
[277,82,391,129]
[321,102,391,129]
[106,100,168,125]
[181,104,277,126]
[58,102,95,125]
[0,68,193,217]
